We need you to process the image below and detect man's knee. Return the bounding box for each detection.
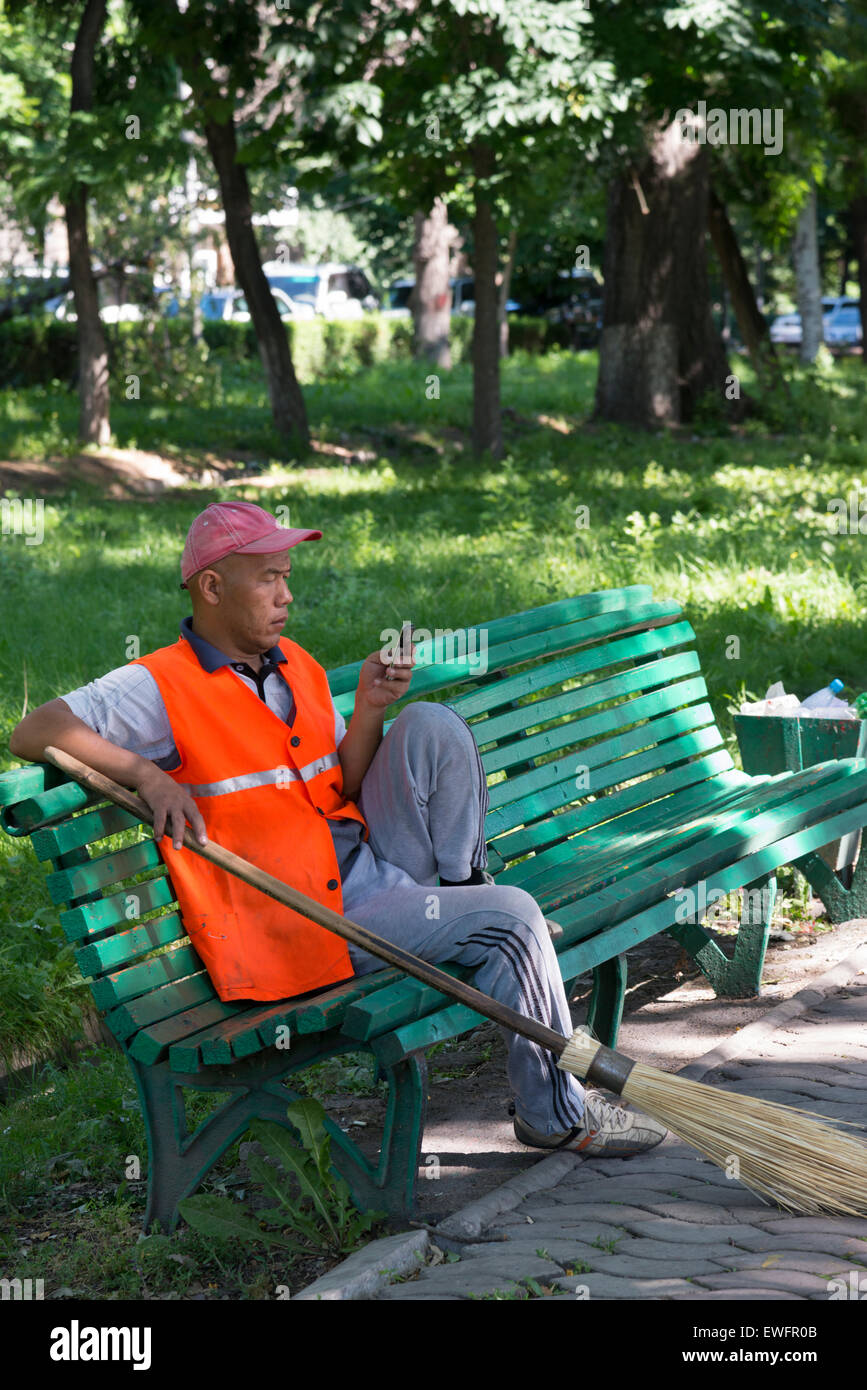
[480,885,550,939]
[392,701,459,736]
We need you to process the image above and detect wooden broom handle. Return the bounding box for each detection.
[42,746,568,1058]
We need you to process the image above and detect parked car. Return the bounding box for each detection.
[260,262,376,318]
[166,287,316,323]
[382,276,520,318]
[824,303,863,351]
[769,295,859,347]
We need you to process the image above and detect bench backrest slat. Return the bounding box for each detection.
[326,585,655,698]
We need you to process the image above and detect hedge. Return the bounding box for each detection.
[0,309,567,390]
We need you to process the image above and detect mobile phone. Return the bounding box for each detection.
[386,620,414,679]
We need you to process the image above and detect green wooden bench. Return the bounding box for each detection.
[4,583,867,1233]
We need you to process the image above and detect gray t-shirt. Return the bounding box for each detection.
[59,617,371,896]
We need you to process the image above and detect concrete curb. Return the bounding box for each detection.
[433,1150,581,1241]
[677,939,867,1082]
[292,1227,430,1300]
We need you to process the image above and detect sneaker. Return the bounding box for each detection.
[512,1089,668,1157]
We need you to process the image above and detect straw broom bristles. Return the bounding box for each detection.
[558,1029,867,1217]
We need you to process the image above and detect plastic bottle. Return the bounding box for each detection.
[801,678,845,710]
[798,679,855,719]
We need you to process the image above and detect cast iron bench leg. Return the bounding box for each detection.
[666,873,777,998]
[794,843,867,924]
[583,955,627,1049]
[130,1041,427,1234]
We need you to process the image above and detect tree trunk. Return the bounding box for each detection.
[849,194,867,366]
[471,143,502,458]
[202,115,309,450]
[498,225,518,358]
[595,119,732,427]
[793,177,822,364]
[66,0,110,446]
[411,198,452,368]
[708,187,780,379]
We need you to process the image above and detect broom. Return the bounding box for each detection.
[43,746,867,1218]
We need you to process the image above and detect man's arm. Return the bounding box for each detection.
[9,699,207,849]
[338,699,386,801]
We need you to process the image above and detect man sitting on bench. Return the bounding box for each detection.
[9,501,666,1158]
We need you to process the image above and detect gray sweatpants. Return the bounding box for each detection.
[341,701,587,1135]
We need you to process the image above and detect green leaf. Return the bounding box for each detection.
[177,1193,302,1251]
[249,1118,338,1239]
[287,1097,332,1183]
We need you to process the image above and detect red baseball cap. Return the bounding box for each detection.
[181,501,322,587]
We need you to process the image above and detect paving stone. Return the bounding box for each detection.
[691,1269,836,1296]
[392,1252,565,1300]
[539,1186,729,1210]
[728,1059,867,1078]
[596,1234,745,1262]
[665,1287,804,1300]
[716,1079,867,1104]
[458,1237,598,1267]
[724,1230,867,1259]
[570,1155,731,1181]
[569,1252,726,1278]
[614,1201,763,1227]
[614,1216,765,1243]
[753,1216,867,1237]
[570,1172,723,1194]
[376,1291,466,1300]
[522,1202,664,1224]
[488,1219,630,1246]
[553,1272,695,1299]
[719,1251,867,1277]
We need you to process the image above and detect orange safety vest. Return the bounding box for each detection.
[132,634,368,1002]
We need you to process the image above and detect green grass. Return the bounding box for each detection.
[1,344,866,1295]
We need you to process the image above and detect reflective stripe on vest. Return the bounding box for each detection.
[181,751,340,798]
[130,634,366,1003]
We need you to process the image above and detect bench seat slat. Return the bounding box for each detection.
[167,967,406,1071]
[129,999,245,1065]
[555,789,867,979]
[341,965,470,1042]
[541,762,867,932]
[106,972,218,1042]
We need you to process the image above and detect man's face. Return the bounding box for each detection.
[193,548,294,654]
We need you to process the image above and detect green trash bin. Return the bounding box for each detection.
[734,713,867,888]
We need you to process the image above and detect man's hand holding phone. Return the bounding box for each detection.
[357,621,416,710]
